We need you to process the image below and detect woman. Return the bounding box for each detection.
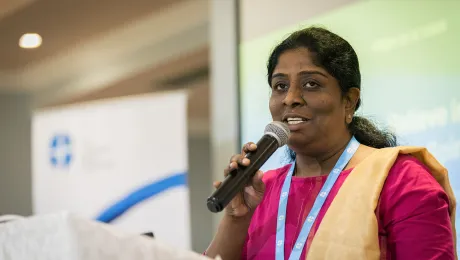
[205,27,455,260]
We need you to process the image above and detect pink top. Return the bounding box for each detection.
[242,155,454,259]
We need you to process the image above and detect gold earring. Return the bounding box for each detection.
[346,114,353,124]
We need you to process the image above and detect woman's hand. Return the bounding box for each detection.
[213,142,265,218]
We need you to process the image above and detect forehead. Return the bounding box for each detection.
[273,48,328,75]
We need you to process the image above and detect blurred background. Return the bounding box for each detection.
[0,0,459,254]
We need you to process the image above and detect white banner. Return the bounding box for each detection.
[32,91,190,249]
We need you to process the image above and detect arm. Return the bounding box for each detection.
[205,143,266,260]
[380,156,455,260]
[205,214,251,260]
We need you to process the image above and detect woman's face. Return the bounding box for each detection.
[269,47,356,155]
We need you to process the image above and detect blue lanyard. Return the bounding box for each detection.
[275,137,360,260]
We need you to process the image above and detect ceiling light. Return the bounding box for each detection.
[19,33,42,49]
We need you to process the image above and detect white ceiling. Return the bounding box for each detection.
[0,0,36,20]
[0,0,210,136]
[0,0,209,105]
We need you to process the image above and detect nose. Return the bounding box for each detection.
[283,85,305,107]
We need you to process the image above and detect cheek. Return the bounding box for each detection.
[308,96,344,127]
[269,98,282,120]
[307,95,336,115]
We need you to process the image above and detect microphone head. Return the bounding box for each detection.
[264,121,290,147]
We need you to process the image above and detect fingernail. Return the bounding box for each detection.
[250,144,257,149]
[242,158,250,164]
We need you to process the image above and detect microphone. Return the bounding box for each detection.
[207,121,290,213]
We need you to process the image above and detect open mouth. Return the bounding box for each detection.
[285,117,309,125]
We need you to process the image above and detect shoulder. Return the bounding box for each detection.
[385,154,443,192]
[379,154,450,224]
[384,154,447,198]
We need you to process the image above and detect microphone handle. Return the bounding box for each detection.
[207,135,279,213]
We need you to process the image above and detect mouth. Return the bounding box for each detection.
[282,114,311,125]
[285,117,309,125]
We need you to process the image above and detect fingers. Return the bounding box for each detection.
[223,142,258,178]
[225,157,249,176]
[241,142,257,155]
[251,170,265,192]
[224,151,252,177]
[238,142,257,167]
[243,170,265,197]
[224,156,237,177]
[224,158,239,177]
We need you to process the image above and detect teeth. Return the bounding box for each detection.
[287,117,304,121]
[286,117,308,125]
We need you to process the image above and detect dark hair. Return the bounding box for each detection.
[267,26,397,159]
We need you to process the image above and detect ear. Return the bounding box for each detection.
[344,87,360,115]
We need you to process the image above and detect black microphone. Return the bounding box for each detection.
[207,121,290,213]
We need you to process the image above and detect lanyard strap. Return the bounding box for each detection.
[275,137,360,260]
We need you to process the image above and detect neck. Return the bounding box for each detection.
[294,135,352,177]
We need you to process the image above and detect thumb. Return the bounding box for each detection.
[252,170,265,192]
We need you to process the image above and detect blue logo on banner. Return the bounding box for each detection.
[96,172,187,223]
[50,134,73,168]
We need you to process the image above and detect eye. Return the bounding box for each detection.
[273,83,288,91]
[303,81,320,89]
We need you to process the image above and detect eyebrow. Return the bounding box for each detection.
[272,70,328,79]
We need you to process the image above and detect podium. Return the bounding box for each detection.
[0,212,213,260]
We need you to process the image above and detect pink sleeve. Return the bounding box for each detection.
[379,155,455,260]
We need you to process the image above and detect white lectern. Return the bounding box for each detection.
[0,212,214,260]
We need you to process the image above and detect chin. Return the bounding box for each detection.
[287,132,319,152]
[288,135,309,150]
